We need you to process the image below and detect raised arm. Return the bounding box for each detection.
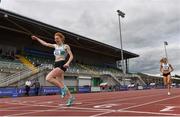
[31,36,55,48]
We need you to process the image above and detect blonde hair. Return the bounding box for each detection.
[160,57,168,63]
[55,32,65,43]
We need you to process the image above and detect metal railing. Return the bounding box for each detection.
[0,65,46,87]
[0,61,25,69]
[17,69,47,87]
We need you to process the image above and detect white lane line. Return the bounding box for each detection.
[38,101,54,104]
[3,101,83,109]
[89,108,180,117]
[0,105,32,110]
[89,110,115,117]
[89,94,180,117]
[5,106,112,116]
[160,106,180,112]
[3,101,113,116]
[160,106,175,112]
[74,89,167,104]
[81,93,166,107]
[2,102,57,108]
[2,93,159,114]
[0,109,106,112]
[4,108,61,116]
[61,106,113,111]
[94,104,119,108]
[118,94,180,111]
[118,110,180,116]
[2,90,180,116]
[59,102,82,106]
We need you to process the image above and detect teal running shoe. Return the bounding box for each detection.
[66,96,75,107]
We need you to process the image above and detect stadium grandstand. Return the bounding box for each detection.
[1,8,179,97]
[137,73,180,89]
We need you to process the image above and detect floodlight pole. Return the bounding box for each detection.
[117,10,126,86]
[164,42,168,60]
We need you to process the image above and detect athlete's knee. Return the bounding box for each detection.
[46,75,53,82]
[45,76,50,81]
[167,82,171,85]
[167,80,171,84]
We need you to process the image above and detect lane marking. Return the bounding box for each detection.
[160,106,175,112]
[119,110,180,116]
[160,106,180,112]
[90,109,180,117]
[61,106,113,111]
[58,102,82,107]
[0,109,105,112]
[4,108,61,116]
[90,95,180,117]
[80,93,165,107]
[3,101,111,116]
[89,110,115,117]
[94,104,119,108]
[0,105,32,110]
[2,89,180,116]
[38,101,54,104]
[71,89,168,104]
[6,106,112,116]
[118,94,180,111]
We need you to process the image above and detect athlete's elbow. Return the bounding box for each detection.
[70,53,73,60]
[70,55,74,61]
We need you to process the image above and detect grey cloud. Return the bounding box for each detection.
[1,0,180,75]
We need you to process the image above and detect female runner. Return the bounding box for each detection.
[160,57,174,95]
[31,32,74,106]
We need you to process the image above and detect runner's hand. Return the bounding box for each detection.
[63,63,69,68]
[31,36,38,40]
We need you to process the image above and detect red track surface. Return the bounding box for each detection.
[0,88,180,116]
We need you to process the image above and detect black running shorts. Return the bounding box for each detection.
[54,60,67,72]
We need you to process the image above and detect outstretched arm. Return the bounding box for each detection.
[31,36,55,48]
[63,44,73,68]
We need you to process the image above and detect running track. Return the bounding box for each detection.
[0,88,180,116]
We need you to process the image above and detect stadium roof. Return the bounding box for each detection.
[0,8,139,60]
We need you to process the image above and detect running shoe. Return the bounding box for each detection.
[66,96,75,106]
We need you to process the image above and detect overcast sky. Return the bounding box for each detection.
[0,0,180,75]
